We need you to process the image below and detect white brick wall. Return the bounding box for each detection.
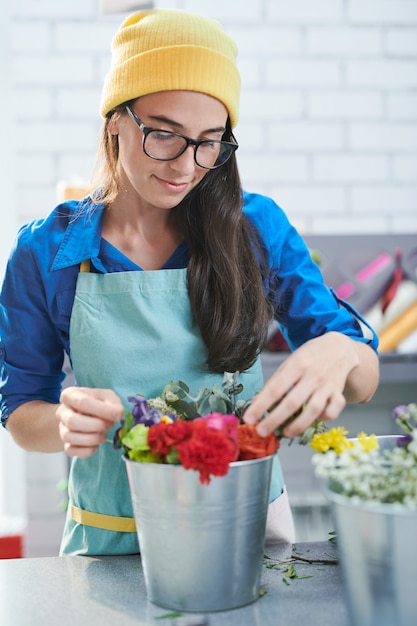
[9,0,417,233]
[4,0,417,556]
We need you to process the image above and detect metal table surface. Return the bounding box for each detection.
[0,541,348,626]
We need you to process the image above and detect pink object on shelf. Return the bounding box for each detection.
[355,252,392,283]
[336,281,355,299]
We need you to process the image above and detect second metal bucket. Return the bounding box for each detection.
[326,435,417,626]
[124,455,273,612]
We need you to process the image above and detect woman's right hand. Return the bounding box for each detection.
[57,386,124,458]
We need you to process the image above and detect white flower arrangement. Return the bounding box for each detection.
[311,403,417,508]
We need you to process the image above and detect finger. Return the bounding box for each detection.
[60,387,123,423]
[59,406,114,434]
[243,369,297,426]
[59,420,107,446]
[59,423,107,458]
[243,364,308,432]
[320,392,346,422]
[259,389,346,438]
[64,443,101,458]
[286,391,345,435]
[60,423,107,446]
[254,392,307,437]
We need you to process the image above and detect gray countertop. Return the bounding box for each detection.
[0,541,348,626]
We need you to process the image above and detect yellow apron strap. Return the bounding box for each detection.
[80,259,91,273]
[71,505,137,533]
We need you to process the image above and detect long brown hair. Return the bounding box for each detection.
[92,105,275,373]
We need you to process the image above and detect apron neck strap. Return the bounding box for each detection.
[80,260,91,273]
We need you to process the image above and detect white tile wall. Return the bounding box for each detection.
[9,0,417,233]
[5,0,417,555]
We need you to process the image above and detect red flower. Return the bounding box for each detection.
[144,417,279,485]
[147,420,193,457]
[194,413,239,461]
[237,424,280,461]
[176,420,237,485]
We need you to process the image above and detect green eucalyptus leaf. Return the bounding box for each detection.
[162,380,191,400]
[208,395,228,414]
[194,386,210,403]
[196,396,214,416]
[222,371,240,387]
[234,399,251,419]
[210,384,232,403]
[167,398,200,420]
[228,383,244,396]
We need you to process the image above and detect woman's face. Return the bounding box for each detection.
[111,90,229,211]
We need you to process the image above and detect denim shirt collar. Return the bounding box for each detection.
[51,200,107,273]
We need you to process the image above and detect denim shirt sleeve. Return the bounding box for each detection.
[242,191,379,352]
[0,225,68,426]
[0,202,102,427]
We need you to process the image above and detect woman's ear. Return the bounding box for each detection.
[108,111,121,136]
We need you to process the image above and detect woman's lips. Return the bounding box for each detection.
[155,176,189,194]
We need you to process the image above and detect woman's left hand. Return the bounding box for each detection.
[242,332,378,438]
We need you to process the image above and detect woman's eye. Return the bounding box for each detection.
[154,131,176,142]
[201,141,219,151]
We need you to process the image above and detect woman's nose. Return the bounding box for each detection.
[170,145,199,174]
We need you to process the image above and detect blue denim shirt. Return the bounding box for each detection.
[0,191,377,425]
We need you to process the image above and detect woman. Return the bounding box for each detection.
[0,9,379,555]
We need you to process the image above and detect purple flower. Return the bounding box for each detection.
[392,405,411,420]
[127,396,163,426]
[397,433,413,447]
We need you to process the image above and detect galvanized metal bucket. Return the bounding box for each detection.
[325,435,417,626]
[124,455,273,612]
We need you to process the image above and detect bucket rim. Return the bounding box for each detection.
[123,452,275,470]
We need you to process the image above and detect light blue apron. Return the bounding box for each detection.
[60,267,284,555]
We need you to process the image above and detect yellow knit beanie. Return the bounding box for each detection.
[99,8,240,128]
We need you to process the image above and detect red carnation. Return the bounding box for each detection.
[147,420,193,457]
[176,420,237,485]
[195,413,239,461]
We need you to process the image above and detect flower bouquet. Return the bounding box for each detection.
[310,402,417,626]
[114,374,280,485]
[114,373,321,612]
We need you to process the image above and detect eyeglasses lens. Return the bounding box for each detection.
[144,131,235,169]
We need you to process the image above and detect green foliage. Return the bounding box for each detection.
[157,372,252,421]
[122,423,162,463]
[156,373,324,447]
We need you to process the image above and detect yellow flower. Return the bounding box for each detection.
[310,427,353,454]
[357,432,379,452]
[160,415,175,424]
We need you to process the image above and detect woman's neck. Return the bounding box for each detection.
[101,200,182,270]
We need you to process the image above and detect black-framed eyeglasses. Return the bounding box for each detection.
[125,105,238,170]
